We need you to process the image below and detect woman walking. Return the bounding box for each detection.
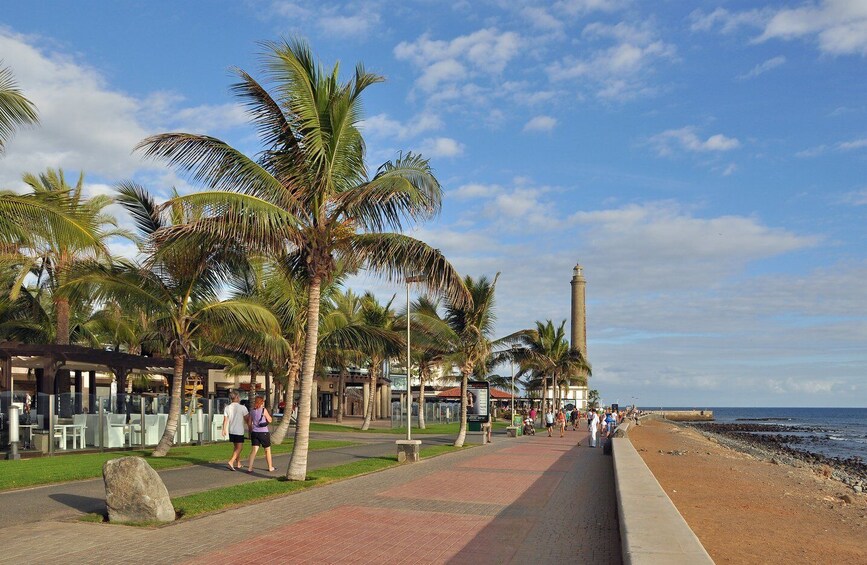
[246,396,276,473]
[556,409,567,438]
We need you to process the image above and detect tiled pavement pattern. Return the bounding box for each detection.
[0,430,621,564]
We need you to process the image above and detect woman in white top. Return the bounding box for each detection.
[222,391,248,470]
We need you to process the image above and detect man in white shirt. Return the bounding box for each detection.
[222,391,248,470]
[589,409,600,448]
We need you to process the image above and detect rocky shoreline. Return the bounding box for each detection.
[683,421,866,494]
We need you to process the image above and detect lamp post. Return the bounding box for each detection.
[405,275,425,441]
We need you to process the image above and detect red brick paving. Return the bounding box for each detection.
[379,469,560,505]
[0,430,621,564]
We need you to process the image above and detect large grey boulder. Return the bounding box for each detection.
[103,456,175,523]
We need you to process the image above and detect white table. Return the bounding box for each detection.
[54,423,85,450]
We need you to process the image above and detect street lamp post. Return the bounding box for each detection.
[405,275,425,441]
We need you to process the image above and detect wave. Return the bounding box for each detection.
[735,417,793,422]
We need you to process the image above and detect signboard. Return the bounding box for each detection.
[467,381,490,423]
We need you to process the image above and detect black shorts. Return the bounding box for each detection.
[546,422,553,428]
[251,431,271,448]
[228,433,245,444]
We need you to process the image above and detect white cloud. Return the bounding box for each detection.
[688,7,769,34]
[567,203,819,292]
[0,30,252,190]
[548,21,675,100]
[360,112,442,140]
[394,28,521,93]
[269,1,381,39]
[555,0,629,17]
[758,0,867,55]
[841,187,867,205]
[451,183,501,200]
[523,115,557,132]
[738,55,786,79]
[318,12,381,37]
[838,137,867,150]
[797,137,867,157]
[521,6,563,33]
[649,127,740,156]
[692,2,867,57]
[417,137,464,157]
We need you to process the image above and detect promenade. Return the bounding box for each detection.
[0,428,621,564]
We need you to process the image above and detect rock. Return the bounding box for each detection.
[840,494,855,504]
[854,485,863,494]
[103,456,175,523]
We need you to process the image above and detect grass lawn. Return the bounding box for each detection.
[0,439,353,492]
[309,421,510,434]
[171,444,466,520]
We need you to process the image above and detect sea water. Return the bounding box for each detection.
[653,407,867,461]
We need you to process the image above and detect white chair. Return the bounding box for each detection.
[102,415,127,448]
[211,414,226,441]
[174,414,191,444]
[140,415,160,446]
[71,414,87,449]
[85,414,100,446]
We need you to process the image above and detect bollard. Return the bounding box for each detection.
[196,408,204,446]
[6,405,21,460]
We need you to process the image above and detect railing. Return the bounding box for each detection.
[391,401,460,428]
[2,391,232,455]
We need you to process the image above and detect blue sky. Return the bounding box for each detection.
[2,1,866,407]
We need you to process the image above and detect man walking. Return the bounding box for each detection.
[222,391,248,470]
[545,409,555,437]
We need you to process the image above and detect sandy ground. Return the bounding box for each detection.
[628,419,866,564]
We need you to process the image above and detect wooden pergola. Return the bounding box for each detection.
[0,342,223,428]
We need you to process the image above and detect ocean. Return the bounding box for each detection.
[652,407,867,462]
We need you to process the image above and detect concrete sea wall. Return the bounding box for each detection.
[612,416,714,564]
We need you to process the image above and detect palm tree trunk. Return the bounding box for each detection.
[287,276,322,481]
[271,360,299,444]
[418,372,427,429]
[152,353,183,456]
[265,369,271,411]
[361,362,378,430]
[541,376,548,416]
[249,363,258,402]
[336,368,346,423]
[454,367,470,447]
[55,297,70,345]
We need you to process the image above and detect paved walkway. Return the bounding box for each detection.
[0,428,621,564]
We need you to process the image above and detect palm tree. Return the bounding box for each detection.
[444,274,499,448]
[317,288,365,424]
[9,168,125,344]
[399,295,453,429]
[66,182,282,456]
[501,320,590,412]
[358,293,400,430]
[135,38,468,479]
[0,63,38,153]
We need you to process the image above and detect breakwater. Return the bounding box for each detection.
[647,409,714,422]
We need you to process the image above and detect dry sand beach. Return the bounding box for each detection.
[628,419,866,564]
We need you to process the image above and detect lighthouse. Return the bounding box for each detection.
[570,263,589,408]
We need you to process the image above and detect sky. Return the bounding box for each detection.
[1,0,866,407]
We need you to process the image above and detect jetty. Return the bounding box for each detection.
[648,409,714,422]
